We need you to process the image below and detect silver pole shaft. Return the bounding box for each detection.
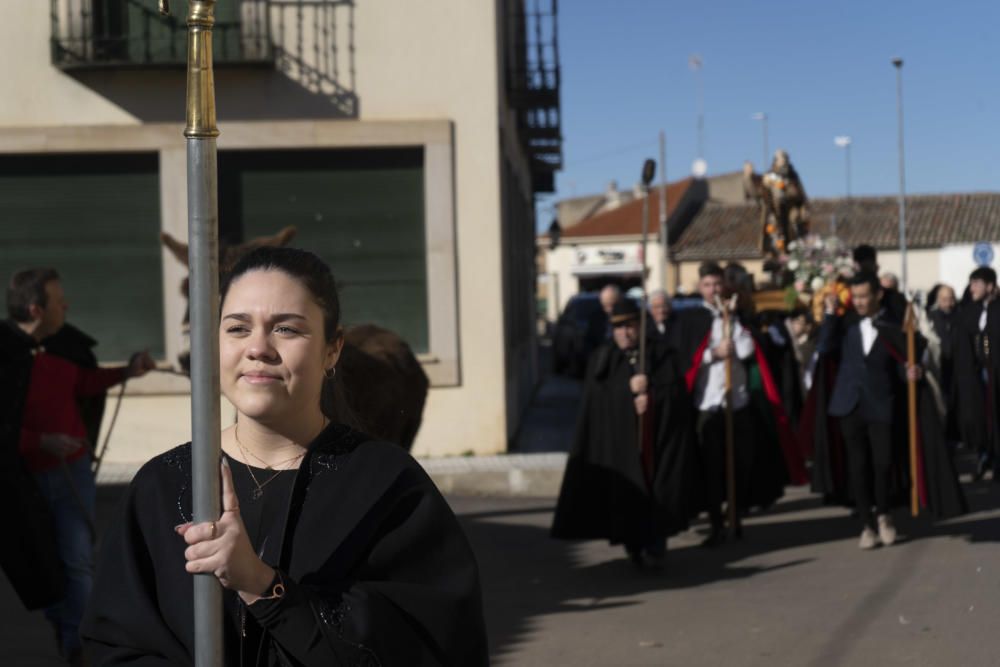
[658,131,668,291]
[846,143,852,200]
[188,138,222,667]
[762,114,769,171]
[895,62,908,293]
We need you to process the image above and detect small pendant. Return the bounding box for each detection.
[251,487,263,501]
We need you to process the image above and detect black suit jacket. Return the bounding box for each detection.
[819,313,908,424]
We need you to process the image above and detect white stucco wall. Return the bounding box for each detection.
[1,1,519,460]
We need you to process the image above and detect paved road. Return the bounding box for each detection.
[5,472,1000,666]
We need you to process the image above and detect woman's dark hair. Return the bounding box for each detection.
[221,246,341,342]
[220,246,360,428]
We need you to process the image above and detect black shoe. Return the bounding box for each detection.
[701,529,724,548]
[975,454,992,481]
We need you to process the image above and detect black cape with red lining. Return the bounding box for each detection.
[801,312,967,519]
[674,306,808,512]
[551,338,701,545]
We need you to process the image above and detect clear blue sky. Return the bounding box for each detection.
[536,0,1000,229]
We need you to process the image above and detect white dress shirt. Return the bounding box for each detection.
[980,305,988,332]
[694,303,755,411]
[859,316,878,355]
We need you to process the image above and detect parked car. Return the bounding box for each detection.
[552,292,640,378]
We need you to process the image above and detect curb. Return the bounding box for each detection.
[97,452,568,498]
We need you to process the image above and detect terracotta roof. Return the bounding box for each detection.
[671,193,1000,261]
[560,178,695,239]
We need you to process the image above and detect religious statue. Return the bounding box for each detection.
[743,150,810,259]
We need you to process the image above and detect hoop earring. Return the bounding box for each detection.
[324,366,337,380]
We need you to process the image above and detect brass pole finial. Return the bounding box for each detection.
[185,0,220,139]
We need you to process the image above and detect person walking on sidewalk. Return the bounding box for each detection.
[1,268,154,665]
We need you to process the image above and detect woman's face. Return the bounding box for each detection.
[220,269,340,424]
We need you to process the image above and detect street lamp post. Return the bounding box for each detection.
[752,112,769,171]
[892,57,908,293]
[689,54,706,174]
[834,135,852,200]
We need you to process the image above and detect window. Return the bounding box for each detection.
[218,148,429,353]
[0,152,164,361]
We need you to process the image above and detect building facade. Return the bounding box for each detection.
[0,0,561,461]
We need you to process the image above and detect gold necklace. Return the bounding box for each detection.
[233,424,304,500]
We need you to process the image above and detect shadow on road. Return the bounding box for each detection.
[460,461,1000,664]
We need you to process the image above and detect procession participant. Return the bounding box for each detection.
[815,272,966,549]
[952,267,999,479]
[82,247,488,666]
[853,245,905,324]
[675,263,761,546]
[647,289,673,342]
[0,268,155,666]
[552,299,699,569]
[927,284,957,392]
[721,263,808,511]
[597,283,622,340]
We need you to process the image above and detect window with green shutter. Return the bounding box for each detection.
[0,153,164,362]
[219,148,429,353]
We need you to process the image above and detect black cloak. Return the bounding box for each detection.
[673,307,807,513]
[805,313,967,519]
[951,299,1000,473]
[81,424,489,666]
[550,339,700,545]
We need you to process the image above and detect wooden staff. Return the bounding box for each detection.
[904,301,919,517]
[715,294,741,537]
[637,159,656,452]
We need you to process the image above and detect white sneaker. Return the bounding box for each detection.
[877,515,897,547]
[859,527,878,550]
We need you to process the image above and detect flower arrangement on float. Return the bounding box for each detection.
[779,234,854,320]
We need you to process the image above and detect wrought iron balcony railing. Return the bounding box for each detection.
[507,0,562,194]
[51,0,272,69]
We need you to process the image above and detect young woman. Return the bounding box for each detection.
[82,247,488,665]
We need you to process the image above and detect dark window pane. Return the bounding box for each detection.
[0,153,164,362]
[220,148,429,353]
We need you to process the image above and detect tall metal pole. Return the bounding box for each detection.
[165,0,223,664]
[658,131,668,292]
[638,159,655,453]
[893,57,908,293]
[835,136,852,200]
[753,112,769,171]
[690,55,704,162]
[846,141,852,200]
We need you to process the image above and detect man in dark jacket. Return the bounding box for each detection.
[1,268,154,665]
[817,272,966,550]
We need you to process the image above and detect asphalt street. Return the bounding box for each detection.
[4,468,1000,666]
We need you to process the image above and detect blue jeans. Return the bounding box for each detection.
[34,457,95,655]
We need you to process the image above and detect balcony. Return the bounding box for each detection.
[507,0,562,193]
[51,0,273,69]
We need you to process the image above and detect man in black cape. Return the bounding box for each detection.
[812,272,967,549]
[673,263,807,547]
[951,266,999,480]
[551,299,699,568]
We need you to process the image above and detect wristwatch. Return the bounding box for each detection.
[252,570,285,605]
